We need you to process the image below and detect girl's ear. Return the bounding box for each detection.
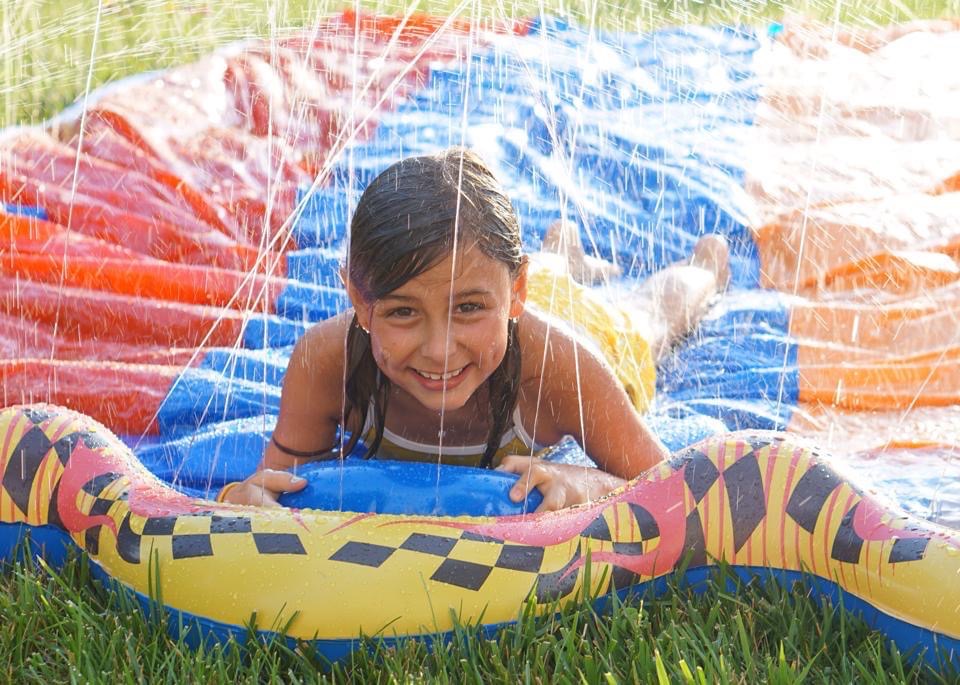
[509,257,529,319]
[345,278,372,332]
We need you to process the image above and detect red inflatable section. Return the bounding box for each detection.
[0,11,527,428]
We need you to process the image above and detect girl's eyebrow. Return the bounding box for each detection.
[381,288,494,303]
[379,293,416,303]
[455,288,494,298]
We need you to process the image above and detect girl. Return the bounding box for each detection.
[220,147,728,511]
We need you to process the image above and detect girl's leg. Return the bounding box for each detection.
[632,235,730,360]
[537,220,730,359]
[541,220,621,284]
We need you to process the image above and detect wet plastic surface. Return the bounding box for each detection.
[277,458,546,515]
[1,12,958,522]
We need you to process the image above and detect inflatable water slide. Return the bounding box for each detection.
[1,11,959,665]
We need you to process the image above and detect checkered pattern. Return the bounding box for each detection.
[827,500,930,564]
[329,530,549,594]
[671,437,771,557]
[328,496,665,602]
[79,472,307,564]
[783,448,930,565]
[328,528,598,601]
[664,439,772,569]
[4,407,935,587]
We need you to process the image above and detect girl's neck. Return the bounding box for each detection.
[383,382,492,444]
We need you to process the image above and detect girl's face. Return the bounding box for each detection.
[349,246,527,414]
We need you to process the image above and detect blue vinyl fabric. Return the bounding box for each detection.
[288,17,798,439]
[143,20,807,511]
[2,203,47,220]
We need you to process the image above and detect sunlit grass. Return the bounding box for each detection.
[2,0,958,126]
[3,547,955,683]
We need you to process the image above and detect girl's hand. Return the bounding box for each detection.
[497,456,627,512]
[219,469,308,507]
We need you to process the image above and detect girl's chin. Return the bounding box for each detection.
[420,398,469,414]
[411,385,475,413]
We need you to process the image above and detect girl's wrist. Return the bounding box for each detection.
[216,481,242,503]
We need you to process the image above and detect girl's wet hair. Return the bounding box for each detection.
[341,147,523,468]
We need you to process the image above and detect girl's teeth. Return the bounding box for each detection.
[418,367,463,381]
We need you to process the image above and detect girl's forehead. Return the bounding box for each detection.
[390,245,511,293]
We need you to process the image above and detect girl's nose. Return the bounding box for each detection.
[420,319,458,361]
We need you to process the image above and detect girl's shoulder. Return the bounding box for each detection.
[514,308,627,445]
[298,309,352,348]
[266,311,355,465]
[286,311,353,389]
[515,308,608,382]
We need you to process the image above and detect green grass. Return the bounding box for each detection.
[2,0,959,127]
[3,545,956,683]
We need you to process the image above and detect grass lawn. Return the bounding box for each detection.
[2,0,960,682]
[2,0,958,127]
[3,546,955,683]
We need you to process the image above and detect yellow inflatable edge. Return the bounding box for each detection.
[1,403,958,652]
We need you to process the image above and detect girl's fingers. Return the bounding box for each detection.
[495,456,520,473]
[507,464,547,502]
[535,491,565,513]
[245,487,282,508]
[497,455,544,473]
[221,482,281,507]
[223,470,308,507]
[250,469,307,493]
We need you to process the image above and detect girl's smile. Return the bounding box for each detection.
[412,365,467,384]
[414,366,465,381]
[350,245,526,414]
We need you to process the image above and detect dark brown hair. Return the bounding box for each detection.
[342,147,523,468]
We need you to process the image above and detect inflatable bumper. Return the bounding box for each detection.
[1,404,957,664]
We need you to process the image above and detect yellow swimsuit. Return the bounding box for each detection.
[525,259,656,413]
[361,406,540,467]
[362,260,656,467]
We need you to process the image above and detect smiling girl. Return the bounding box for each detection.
[220,147,728,511]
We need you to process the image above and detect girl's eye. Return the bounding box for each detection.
[457,302,483,314]
[386,306,415,318]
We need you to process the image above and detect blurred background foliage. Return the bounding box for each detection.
[1,0,957,127]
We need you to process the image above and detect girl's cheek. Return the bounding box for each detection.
[486,340,503,370]
[369,337,389,363]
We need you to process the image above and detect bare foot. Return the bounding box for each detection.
[541,220,621,285]
[689,234,730,290]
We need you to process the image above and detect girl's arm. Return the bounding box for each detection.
[499,312,669,511]
[543,332,668,480]
[220,313,351,506]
